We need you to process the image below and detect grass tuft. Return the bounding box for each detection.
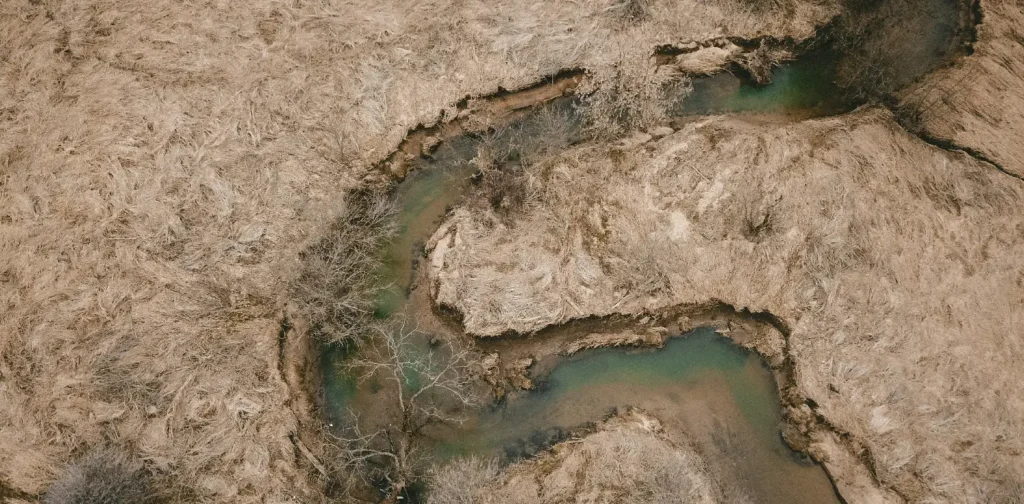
[44,449,161,504]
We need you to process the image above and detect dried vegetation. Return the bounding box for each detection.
[830,0,977,134]
[0,0,837,500]
[292,191,396,344]
[901,0,1024,177]
[43,449,166,504]
[428,108,1024,502]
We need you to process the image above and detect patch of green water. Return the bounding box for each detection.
[373,137,481,318]
[675,52,848,117]
[426,329,839,504]
[434,329,782,458]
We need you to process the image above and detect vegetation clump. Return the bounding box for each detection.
[468,103,582,223]
[44,449,162,504]
[582,58,682,138]
[426,456,502,504]
[292,191,397,344]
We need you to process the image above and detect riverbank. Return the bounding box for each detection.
[459,409,734,504]
[901,0,1024,179]
[428,107,1024,501]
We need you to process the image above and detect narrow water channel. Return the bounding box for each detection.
[428,329,839,504]
[674,49,849,119]
[321,79,847,501]
[322,4,968,497]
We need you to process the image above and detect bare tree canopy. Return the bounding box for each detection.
[336,322,483,500]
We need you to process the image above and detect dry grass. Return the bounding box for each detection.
[428,108,1024,502]
[581,57,684,138]
[426,456,502,504]
[0,0,837,500]
[467,104,582,224]
[902,0,1024,177]
[471,166,536,224]
[469,412,731,504]
[43,448,163,504]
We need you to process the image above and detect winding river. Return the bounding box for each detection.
[321,1,967,499]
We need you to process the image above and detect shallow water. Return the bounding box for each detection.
[373,136,481,318]
[676,51,849,118]
[426,329,840,504]
[321,68,849,500]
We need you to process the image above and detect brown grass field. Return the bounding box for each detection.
[902,0,1024,178]
[0,0,839,501]
[5,0,1024,501]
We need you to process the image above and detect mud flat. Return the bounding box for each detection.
[428,108,1024,502]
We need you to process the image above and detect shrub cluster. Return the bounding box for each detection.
[293,190,397,344]
[44,449,161,504]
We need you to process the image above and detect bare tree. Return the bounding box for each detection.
[293,190,397,344]
[337,322,483,501]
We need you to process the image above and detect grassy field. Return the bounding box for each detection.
[429,107,1024,502]
[0,0,838,501]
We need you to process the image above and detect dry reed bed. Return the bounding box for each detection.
[428,108,1024,502]
[0,0,839,501]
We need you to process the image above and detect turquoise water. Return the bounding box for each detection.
[436,329,777,456]
[676,52,848,117]
[424,329,840,503]
[317,2,970,500]
[322,76,845,501]
[373,137,480,318]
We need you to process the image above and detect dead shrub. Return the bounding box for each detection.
[582,58,683,138]
[471,166,534,223]
[426,456,502,504]
[743,208,774,242]
[293,190,397,344]
[467,102,581,223]
[609,0,651,24]
[43,449,162,504]
[478,100,584,169]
